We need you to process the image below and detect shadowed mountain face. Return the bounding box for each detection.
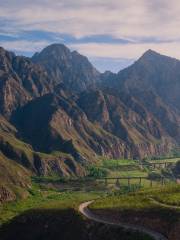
[32,44,100,93]
[122,50,180,112]
[100,50,180,143]
[102,50,180,113]
[0,47,54,118]
[0,44,179,198]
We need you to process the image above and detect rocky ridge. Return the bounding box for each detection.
[0,44,179,200]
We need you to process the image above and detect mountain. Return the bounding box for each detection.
[32,44,100,93]
[0,47,54,118]
[100,49,180,143]
[12,87,128,163]
[77,88,177,158]
[120,50,180,112]
[0,44,179,201]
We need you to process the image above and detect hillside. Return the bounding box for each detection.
[0,44,179,200]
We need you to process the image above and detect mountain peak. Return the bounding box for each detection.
[136,49,174,65]
[137,49,180,65]
[43,43,69,51]
[31,43,100,93]
[32,43,71,60]
[141,49,160,58]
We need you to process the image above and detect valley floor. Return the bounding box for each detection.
[90,184,180,240]
[0,157,179,240]
[0,187,153,240]
[0,182,180,240]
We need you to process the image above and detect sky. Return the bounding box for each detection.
[1,0,180,72]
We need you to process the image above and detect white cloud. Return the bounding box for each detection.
[1,0,180,60]
[0,40,50,53]
[1,0,180,40]
[70,42,180,60]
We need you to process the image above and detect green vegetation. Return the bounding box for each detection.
[101,158,138,168]
[1,156,179,240]
[87,165,108,178]
[0,131,34,160]
[86,158,141,179]
[149,158,180,164]
[0,183,101,225]
[91,184,180,210]
[143,147,180,161]
[171,147,180,158]
[96,158,141,173]
[83,157,179,191]
[88,184,180,239]
[89,182,180,239]
[150,184,180,206]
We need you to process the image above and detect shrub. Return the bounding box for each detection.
[87,166,108,178]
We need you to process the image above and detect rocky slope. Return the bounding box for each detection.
[0,47,54,118]
[100,50,180,142]
[76,88,175,159]
[12,88,128,162]
[32,44,100,93]
[0,44,179,201]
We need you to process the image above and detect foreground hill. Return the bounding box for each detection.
[0,44,179,200]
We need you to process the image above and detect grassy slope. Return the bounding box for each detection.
[149,158,180,163]
[0,185,100,225]
[90,184,180,239]
[0,117,85,201]
[0,185,153,240]
[0,167,179,239]
[0,152,31,201]
[90,158,151,184]
[91,184,180,210]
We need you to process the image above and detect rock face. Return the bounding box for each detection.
[0,47,53,118]
[98,50,180,156]
[76,88,175,159]
[12,89,128,162]
[0,186,15,203]
[32,44,100,93]
[0,44,179,192]
[119,50,180,112]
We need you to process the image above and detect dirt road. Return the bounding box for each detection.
[79,200,168,240]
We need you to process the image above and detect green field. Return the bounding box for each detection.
[91,158,164,181]
[149,158,180,164]
[0,157,179,240]
[89,184,180,239]
[0,183,154,240]
[0,184,102,225]
[91,184,180,210]
[101,158,138,167]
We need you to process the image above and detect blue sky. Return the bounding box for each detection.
[0,0,180,72]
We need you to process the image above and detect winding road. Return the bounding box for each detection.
[79,200,168,240]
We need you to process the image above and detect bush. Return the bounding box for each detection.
[87,166,108,178]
